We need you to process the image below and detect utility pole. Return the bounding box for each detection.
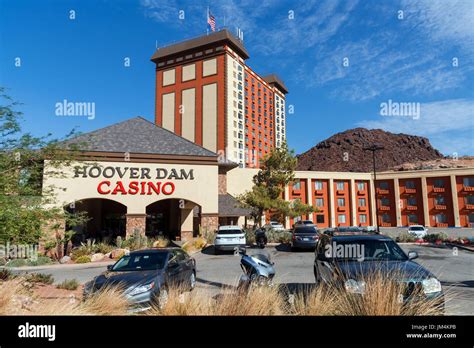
[363,144,385,233]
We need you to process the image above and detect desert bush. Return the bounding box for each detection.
[395,232,418,243]
[266,229,292,244]
[5,259,27,267]
[423,233,448,243]
[182,237,207,254]
[26,256,53,267]
[56,279,80,291]
[122,231,148,251]
[75,255,91,264]
[0,268,15,281]
[25,273,54,285]
[200,226,216,245]
[150,236,170,248]
[244,228,256,245]
[94,243,114,254]
[80,286,129,315]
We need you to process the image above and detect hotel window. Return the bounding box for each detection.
[408,197,417,206]
[316,198,324,207]
[337,198,345,207]
[359,214,367,223]
[434,179,444,188]
[435,196,445,205]
[358,198,366,207]
[379,181,389,190]
[336,181,344,190]
[406,180,416,189]
[162,68,175,86]
[469,213,474,223]
[316,215,325,224]
[463,177,474,187]
[381,197,390,206]
[382,214,391,223]
[465,195,474,205]
[408,214,418,223]
[435,214,447,223]
[293,181,301,190]
[338,214,346,224]
[357,182,365,191]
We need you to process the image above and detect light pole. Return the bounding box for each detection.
[363,144,384,233]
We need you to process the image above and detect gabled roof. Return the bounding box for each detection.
[63,117,216,157]
[151,29,250,62]
[263,74,288,94]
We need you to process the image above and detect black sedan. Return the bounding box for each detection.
[313,233,444,307]
[83,248,196,311]
[291,225,319,251]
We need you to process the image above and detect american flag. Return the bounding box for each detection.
[207,10,216,32]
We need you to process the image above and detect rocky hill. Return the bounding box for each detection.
[296,128,444,172]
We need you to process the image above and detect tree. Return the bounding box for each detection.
[0,87,88,251]
[237,142,316,227]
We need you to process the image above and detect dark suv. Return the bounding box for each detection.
[313,232,444,305]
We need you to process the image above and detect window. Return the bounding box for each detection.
[381,197,390,206]
[379,182,389,190]
[358,198,366,207]
[408,197,417,206]
[336,181,344,190]
[408,214,418,223]
[315,198,324,207]
[434,179,444,188]
[469,213,474,223]
[435,196,445,205]
[202,58,217,76]
[357,182,365,191]
[435,214,447,223]
[337,198,345,207]
[359,214,367,223]
[382,214,391,223]
[293,181,301,190]
[315,181,323,190]
[316,215,325,224]
[405,180,415,189]
[162,68,175,86]
[338,214,346,223]
[464,177,474,187]
[465,195,474,205]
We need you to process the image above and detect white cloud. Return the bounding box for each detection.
[357,99,474,154]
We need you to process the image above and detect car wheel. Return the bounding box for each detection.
[157,287,169,310]
[189,271,196,291]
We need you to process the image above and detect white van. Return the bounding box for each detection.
[214,225,246,254]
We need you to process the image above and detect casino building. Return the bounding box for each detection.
[42,30,474,242]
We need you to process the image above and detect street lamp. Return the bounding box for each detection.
[363,144,385,233]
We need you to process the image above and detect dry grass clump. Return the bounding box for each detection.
[289,285,340,316]
[79,286,129,315]
[148,285,214,316]
[0,279,29,315]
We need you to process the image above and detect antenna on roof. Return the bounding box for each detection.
[236,27,244,42]
[155,40,159,49]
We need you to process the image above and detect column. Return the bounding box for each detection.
[284,184,290,229]
[126,214,146,238]
[369,179,377,227]
[201,214,219,233]
[306,178,313,222]
[180,202,195,241]
[450,174,461,227]
[394,178,402,227]
[421,176,430,227]
[329,178,336,227]
[350,178,357,226]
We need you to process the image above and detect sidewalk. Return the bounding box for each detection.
[2,260,115,272]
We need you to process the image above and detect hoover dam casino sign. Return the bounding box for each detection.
[73,165,194,196]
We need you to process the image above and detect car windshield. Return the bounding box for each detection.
[218,229,243,235]
[409,226,424,231]
[331,239,408,262]
[294,226,318,234]
[111,252,167,271]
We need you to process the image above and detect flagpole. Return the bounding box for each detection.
[206,6,209,35]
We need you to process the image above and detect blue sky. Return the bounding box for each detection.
[1,0,473,155]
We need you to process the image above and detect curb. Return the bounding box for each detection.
[445,242,474,253]
[2,260,115,272]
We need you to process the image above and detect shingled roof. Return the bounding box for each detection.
[63,117,217,157]
[218,194,252,217]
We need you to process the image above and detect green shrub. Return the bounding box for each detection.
[423,233,448,243]
[25,273,54,285]
[395,232,417,243]
[26,256,53,267]
[122,231,148,250]
[244,228,256,245]
[75,255,91,264]
[5,259,27,267]
[71,246,91,261]
[94,243,114,254]
[56,279,80,290]
[266,229,292,244]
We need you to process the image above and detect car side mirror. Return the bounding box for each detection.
[408,251,418,260]
[106,265,113,271]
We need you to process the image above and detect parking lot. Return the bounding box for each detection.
[10,243,473,315]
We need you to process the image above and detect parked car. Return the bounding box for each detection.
[407,225,428,238]
[313,232,444,307]
[83,248,196,311]
[293,220,315,228]
[263,221,285,231]
[291,224,319,251]
[214,225,246,254]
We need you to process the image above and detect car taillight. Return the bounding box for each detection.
[292,235,296,240]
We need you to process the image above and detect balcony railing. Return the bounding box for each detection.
[434,204,447,210]
[433,187,445,193]
[337,206,346,212]
[436,222,448,227]
[406,205,418,210]
[357,190,366,195]
[358,206,367,211]
[377,189,389,194]
[336,190,345,195]
[463,186,474,192]
[465,204,474,210]
[405,188,416,194]
[379,206,390,211]
[314,189,324,195]
[381,222,392,227]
